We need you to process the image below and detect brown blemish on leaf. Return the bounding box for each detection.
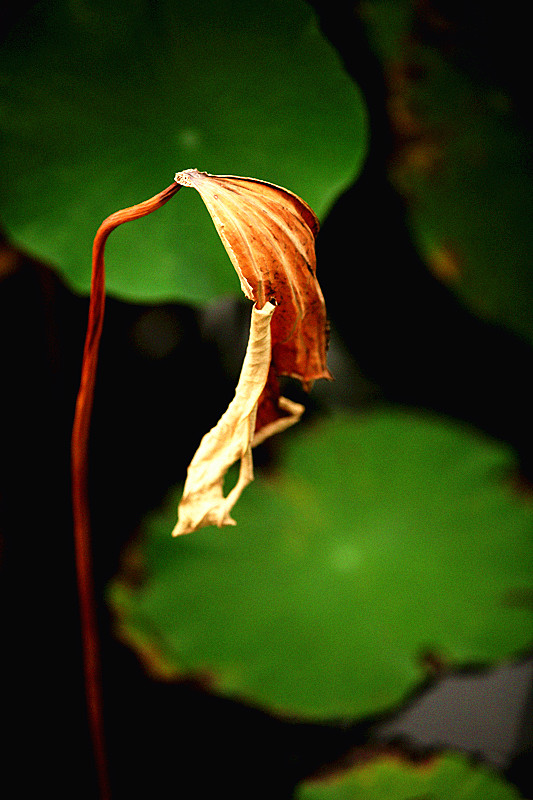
[500,587,533,609]
[303,742,438,786]
[0,239,20,279]
[384,56,443,196]
[114,614,183,683]
[418,646,449,676]
[426,241,462,283]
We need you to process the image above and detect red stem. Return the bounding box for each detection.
[71,181,182,799]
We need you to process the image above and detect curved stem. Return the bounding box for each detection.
[71,181,182,799]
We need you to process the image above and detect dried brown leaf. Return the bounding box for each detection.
[174,170,331,424]
[172,170,330,534]
[172,302,303,536]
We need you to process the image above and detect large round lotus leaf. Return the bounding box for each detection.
[295,753,523,800]
[361,1,533,346]
[110,410,533,719]
[0,0,366,305]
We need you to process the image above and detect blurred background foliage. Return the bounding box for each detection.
[295,752,525,800]
[0,0,367,302]
[111,411,532,721]
[1,1,532,799]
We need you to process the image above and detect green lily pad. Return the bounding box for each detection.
[0,0,366,304]
[361,0,533,345]
[295,752,523,800]
[109,410,533,719]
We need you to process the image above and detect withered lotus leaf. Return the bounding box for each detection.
[172,302,303,536]
[173,170,330,535]
[174,170,331,390]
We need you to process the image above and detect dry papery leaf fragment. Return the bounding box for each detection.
[172,169,331,536]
